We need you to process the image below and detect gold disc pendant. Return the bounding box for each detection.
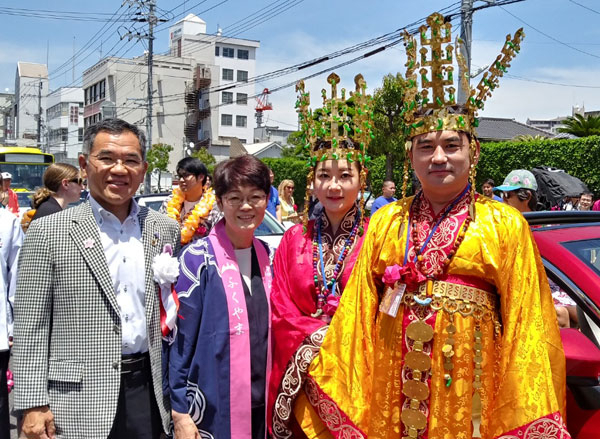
[406,320,434,343]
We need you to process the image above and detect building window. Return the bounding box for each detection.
[238,138,247,143]
[237,49,249,60]
[221,114,233,126]
[84,79,106,105]
[61,128,68,142]
[237,70,248,82]
[78,128,83,142]
[215,46,220,56]
[70,105,79,124]
[222,91,234,105]
[236,115,247,128]
[222,68,234,81]
[223,47,234,58]
[236,93,248,105]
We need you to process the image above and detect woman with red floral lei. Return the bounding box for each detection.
[268,73,376,438]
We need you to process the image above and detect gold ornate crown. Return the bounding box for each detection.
[402,12,524,138]
[296,72,374,167]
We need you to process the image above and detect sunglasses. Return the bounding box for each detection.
[70,178,84,185]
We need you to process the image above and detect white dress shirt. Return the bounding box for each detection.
[90,196,148,354]
[0,208,22,351]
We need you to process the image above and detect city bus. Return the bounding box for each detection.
[0,146,54,192]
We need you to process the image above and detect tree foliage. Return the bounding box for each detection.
[191,147,217,173]
[146,143,173,192]
[261,157,309,208]
[146,143,173,174]
[281,131,308,159]
[556,114,600,137]
[370,73,409,180]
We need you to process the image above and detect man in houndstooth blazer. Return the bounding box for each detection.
[13,119,180,439]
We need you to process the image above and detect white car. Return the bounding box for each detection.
[135,193,285,249]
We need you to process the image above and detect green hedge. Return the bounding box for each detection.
[262,157,310,208]
[263,136,600,206]
[477,136,600,194]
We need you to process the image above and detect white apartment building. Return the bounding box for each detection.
[14,62,49,147]
[81,13,260,171]
[82,54,195,168]
[169,14,259,162]
[0,92,14,143]
[46,87,84,163]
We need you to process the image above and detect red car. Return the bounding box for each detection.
[526,211,600,438]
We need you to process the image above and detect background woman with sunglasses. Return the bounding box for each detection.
[29,163,83,223]
[277,179,300,225]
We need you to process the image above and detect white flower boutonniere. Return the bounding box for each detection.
[152,244,179,285]
[153,243,181,339]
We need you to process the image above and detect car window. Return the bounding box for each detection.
[144,200,164,211]
[545,265,600,349]
[255,212,284,236]
[561,238,600,276]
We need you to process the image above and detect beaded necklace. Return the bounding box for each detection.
[311,213,360,317]
[405,185,472,301]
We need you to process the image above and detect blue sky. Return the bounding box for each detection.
[2,0,599,128]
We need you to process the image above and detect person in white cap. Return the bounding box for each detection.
[495,169,538,213]
[0,172,19,216]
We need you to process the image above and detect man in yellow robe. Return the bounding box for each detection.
[294,13,569,439]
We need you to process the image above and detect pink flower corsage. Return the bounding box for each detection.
[322,295,340,317]
[382,262,426,290]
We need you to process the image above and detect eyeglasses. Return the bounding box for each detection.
[90,154,144,170]
[287,186,295,190]
[176,172,195,180]
[222,193,267,208]
[70,177,83,185]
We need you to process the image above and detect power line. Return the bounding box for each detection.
[0,6,129,16]
[158,0,300,59]
[0,7,133,22]
[151,2,463,104]
[49,4,131,79]
[506,74,600,89]
[567,0,600,16]
[499,5,600,59]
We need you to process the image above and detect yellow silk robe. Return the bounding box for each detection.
[296,196,568,439]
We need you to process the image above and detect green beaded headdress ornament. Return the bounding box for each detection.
[296,72,374,234]
[295,72,374,167]
[402,12,524,139]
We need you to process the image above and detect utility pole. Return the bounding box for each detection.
[146,0,155,194]
[121,0,166,193]
[457,0,496,104]
[457,0,474,104]
[37,80,42,149]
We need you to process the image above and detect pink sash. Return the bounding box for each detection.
[208,220,272,439]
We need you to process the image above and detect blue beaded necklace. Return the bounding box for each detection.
[311,213,360,316]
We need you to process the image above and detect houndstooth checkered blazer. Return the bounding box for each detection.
[13,201,180,438]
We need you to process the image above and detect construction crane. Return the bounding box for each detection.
[255,88,273,128]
